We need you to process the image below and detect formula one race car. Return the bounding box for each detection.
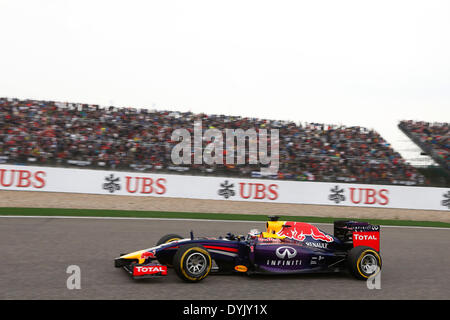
[114,216,382,282]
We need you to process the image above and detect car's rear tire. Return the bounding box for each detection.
[156,234,183,267]
[347,246,382,280]
[173,244,212,282]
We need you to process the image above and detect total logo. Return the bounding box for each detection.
[353,234,378,241]
[352,231,380,251]
[133,265,168,276]
[275,246,297,259]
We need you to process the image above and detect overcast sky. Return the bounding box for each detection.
[1,0,449,160]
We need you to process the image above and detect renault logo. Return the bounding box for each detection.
[276,246,297,259]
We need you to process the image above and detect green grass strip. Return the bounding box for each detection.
[0,207,449,228]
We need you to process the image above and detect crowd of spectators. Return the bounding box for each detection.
[399,120,449,171]
[0,97,425,185]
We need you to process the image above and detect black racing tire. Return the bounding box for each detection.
[347,246,382,280]
[156,234,183,267]
[173,244,212,282]
[156,234,183,246]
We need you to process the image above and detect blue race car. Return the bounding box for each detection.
[114,216,382,282]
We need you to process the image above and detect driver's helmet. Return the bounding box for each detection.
[248,228,261,239]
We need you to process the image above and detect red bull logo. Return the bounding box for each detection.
[140,250,156,259]
[276,222,334,243]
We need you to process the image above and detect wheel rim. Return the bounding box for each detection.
[186,252,207,275]
[360,254,378,275]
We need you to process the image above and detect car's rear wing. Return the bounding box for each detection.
[333,221,380,252]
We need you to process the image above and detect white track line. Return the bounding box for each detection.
[0,214,449,230]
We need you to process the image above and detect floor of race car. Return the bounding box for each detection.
[0,217,449,300]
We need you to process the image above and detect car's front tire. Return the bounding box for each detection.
[173,244,212,282]
[156,234,183,267]
[156,234,183,246]
[347,246,382,280]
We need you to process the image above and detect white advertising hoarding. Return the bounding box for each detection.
[0,164,448,211]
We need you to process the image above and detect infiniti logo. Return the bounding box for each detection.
[275,246,297,259]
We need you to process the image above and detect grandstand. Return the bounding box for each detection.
[0,97,425,186]
[398,120,449,171]
[398,120,449,187]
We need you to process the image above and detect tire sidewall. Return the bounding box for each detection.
[174,244,212,282]
[348,246,382,280]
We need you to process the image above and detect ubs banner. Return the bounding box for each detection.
[0,164,449,211]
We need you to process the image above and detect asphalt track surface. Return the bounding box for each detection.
[1,216,449,300]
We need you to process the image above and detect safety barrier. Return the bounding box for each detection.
[0,164,448,211]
